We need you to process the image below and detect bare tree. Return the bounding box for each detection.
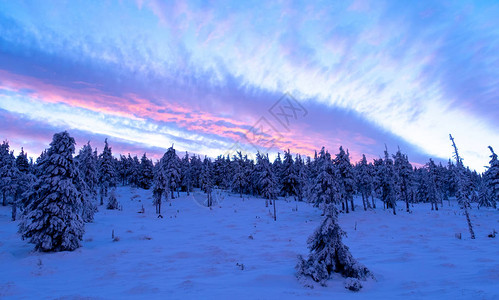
[449,134,475,239]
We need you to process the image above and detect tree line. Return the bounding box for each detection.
[0,131,498,251]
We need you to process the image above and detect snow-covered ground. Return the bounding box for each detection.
[0,187,498,299]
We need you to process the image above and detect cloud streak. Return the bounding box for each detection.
[0,0,497,170]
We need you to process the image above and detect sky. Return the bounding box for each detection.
[0,0,497,171]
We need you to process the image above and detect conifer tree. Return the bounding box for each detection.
[130,155,141,187]
[75,142,99,222]
[259,154,277,200]
[334,147,355,213]
[138,153,154,189]
[294,154,308,202]
[190,155,203,188]
[356,154,373,211]
[12,148,36,221]
[381,149,397,215]
[312,148,339,211]
[484,146,499,208]
[231,152,248,198]
[393,149,413,212]
[98,139,116,205]
[296,204,372,286]
[259,154,278,220]
[19,131,84,252]
[426,159,440,211]
[281,150,298,198]
[0,141,15,206]
[163,146,181,199]
[201,156,214,206]
[180,152,192,195]
[153,159,168,216]
[449,134,475,239]
[273,152,283,195]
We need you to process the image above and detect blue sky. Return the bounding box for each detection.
[0,0,497,170]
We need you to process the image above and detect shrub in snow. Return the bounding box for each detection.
[19,131,84,252]
[296,204,372,287]
[344,277,363,291]
[107,189,119,210]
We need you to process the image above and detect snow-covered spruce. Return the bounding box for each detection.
[74,142,98,222]
[296,204,372,287]
[19,131,84,252]
[98,138,116,205]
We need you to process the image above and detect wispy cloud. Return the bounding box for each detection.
[0,0,497,170]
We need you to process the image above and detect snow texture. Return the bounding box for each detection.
[1,186,497,299]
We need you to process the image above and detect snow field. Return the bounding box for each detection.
[0,187,498,299]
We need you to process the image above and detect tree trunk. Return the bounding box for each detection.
[404,190,410,213]
[371,194,376,208]
[100,186,104,206]
[171,189,174,200]
[362,194,367,211]
[464,203,475,239]
[350,196,354,212]
[11,202,16,221]
[158,192,162,215]
[345,197,349,213]
[273,198,276,221]
[2,191,6,206]
[392,204,396,215]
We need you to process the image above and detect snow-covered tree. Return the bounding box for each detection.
[296,204,372,286]
[393,149,413,212]
[200,156,214,207]
[449,134,475,239]
[259,154,277,200]
[294,154,308,202]
[213,154,230,190]
[356,154,373,211]
[138,153,154,189]
[258,153,278,220]
[281,150,298,199]
[484,146,499,208]
[231,152,248,198]
[426,159,440,211]
[190,154,203,189]
[163,146,181,199]
[381,149,397,215]
[273,152,283,194]
[12,148,36,221]
[0,141,15,206]
[334,147,355,213]
[129,155,141,187]
[311,148,338,211]
[180,152,192,195]
[19,131,84,252]
[75,142,99,198]
[74,143,99,222]
[98,139,116,205]
[152,159,168,216]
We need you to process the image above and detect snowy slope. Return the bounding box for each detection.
[0,187,498,299]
